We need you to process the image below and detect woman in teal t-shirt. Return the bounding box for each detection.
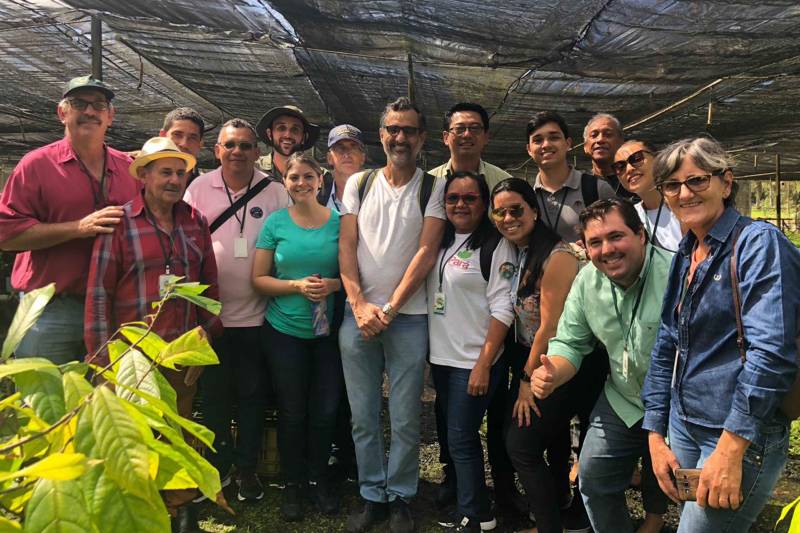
[252,153,342,520]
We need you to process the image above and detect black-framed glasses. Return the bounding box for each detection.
[490,204,525,222]
[657,174,717,197]
[445,193,481,205]
[67,97,110,112]
[383,125,420,137]
[218,141,255,151]
[611,150,652,176]
[447,124,484,136]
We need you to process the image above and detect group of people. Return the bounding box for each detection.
[0,74,798,533]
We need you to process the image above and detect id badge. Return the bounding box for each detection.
[158,274,171,297]
[622,348,629,381]
[234,236,248,258]
[433,291,446,315]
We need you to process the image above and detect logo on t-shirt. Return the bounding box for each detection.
[499,262,516,279]
[250,206,264,219]
[457,250,473,260]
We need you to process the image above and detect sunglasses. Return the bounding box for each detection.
[445,193,481,205]
[611,150,652,176]
[447,124,484,136]
[218,141,255,151]
[656,174,716,197]
[490,204,525,222]
[67,98,110,112]
[383,125,420,137]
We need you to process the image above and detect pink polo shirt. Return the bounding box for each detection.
[184,167,289,327]
[0,138,139,295]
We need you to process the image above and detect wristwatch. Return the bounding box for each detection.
[520,370,532,383]
[381,302,397,319]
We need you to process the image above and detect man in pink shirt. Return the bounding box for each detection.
[0,75,139,363]
[184,118,288,503]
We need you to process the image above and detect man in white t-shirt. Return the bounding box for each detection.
[339,97,446,533]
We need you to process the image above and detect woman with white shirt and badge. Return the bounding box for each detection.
[428,171,516,533]
[612,140,684,252]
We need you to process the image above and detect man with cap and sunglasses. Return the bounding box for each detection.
[323,124,367,211]
[0,75,139,363]
[255,105,321,182]
[84,136,221,532]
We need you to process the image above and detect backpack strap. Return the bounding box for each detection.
[209,178,271,234]
[316,170,334,206]
[418,172,436,216]
[730,219,753,363]
[580,173,599,207]
[480,229,502,282]
[357,169,380,205]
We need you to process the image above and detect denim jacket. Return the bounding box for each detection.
[642,207,800,443]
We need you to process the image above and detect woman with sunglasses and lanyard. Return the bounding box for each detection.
[428,171,516,532]
[490,178,580,533]
[612,140,683,252]
[642,137,800,532]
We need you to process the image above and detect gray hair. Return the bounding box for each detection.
[653,136,737,206]
[379,96,426,133]
[218,118,258,142]
[583,113,622,141]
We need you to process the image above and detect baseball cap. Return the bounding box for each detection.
[63,75,115,101]
[327,124,364,149]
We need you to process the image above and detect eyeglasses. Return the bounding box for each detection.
[490,204,525,222]
[218,141,255,151]
[657,174,719,197]
[611,150,652,176]
[447,124,484,136]
[383,125,420,137]
[445,193,481,205]
[67,98,110,112]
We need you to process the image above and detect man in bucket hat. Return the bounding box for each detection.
[255,105,321,182]
[84,136,222,531]
[0,75,139,362]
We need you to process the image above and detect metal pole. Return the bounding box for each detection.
[776,153,782,230]
[407,53,415,104]
[91,15,102,80]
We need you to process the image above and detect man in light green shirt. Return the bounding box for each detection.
[532,198,671,533]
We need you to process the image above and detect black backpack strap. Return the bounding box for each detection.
[418,172,436,215]
[209,177,271,234]
[357,169,380,205]
[317,170,334,206]
[580,173,599,207]
[480,229,503,282]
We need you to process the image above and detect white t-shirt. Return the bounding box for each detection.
[635,201,683,253]
[341,168,446,315]
[427,234,516,369]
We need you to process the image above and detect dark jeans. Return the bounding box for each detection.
[432,362,503,520]
[263,321,342,484]
[200,326,268,473]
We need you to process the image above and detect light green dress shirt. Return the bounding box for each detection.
[429,159,511,191]
[547,244,674,427]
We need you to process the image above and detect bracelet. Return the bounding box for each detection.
[520,370,532,383]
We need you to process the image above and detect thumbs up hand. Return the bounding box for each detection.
[532,354,558,399]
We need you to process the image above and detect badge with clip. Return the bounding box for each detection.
[433,291,446,315]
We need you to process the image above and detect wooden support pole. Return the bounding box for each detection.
[91,15,102,80]
[407,53,415,104]
[776,153,782,229]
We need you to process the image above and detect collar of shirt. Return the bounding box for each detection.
[208,166,268,191]
[677,206,740,257]
[55,138,129,178]
[533,167,582,191]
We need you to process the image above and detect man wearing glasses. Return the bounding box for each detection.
[0,75,139,362]
[429,102,511,190]
[323,124,367,212]
[339,97,446,533]
[255,105,321,182]
[582,113,635,200]
[184,118,289,504]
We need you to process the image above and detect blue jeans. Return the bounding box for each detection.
[579,393,668,533]
[15,295,85,364]
[431,362,502,520]
[668,408,788,533]
[339,310,428,502]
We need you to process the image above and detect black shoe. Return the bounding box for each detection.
[280,483,304,522]
[453,516,482,532]
[562,490,591,533]
[236,469,264,502]
[192,466,233,504]
[438,510,497,531]
[389,499,415,533]
[435,473,457,509]
[172,504,200,533]
[309,480,340,515]
[346,499,388,533]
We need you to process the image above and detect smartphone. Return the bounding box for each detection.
[674,468,702,501]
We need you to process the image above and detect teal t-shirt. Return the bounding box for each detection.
[255,208,340,339]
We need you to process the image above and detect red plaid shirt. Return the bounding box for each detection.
[84,192,222,365]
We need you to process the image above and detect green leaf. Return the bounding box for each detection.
[23,478,92,533]
[78,463,103,519]
[157,326,219,369]
[171,291,221,315]
[152,368,178,416]
[150,439,198,490]
[0,484,32,515]
[93,471,170,533]
[89,387,150,499]
[172,281,209,296]
[1,284,55,361]
[119,326,167,362]
[0,516,22,532]
[57,361,88,375]
[0,453,86,483]
[0,358,57,380]
[61,373,93,411]
[73,410,96,457]
[15,369,66,424]
[115,349,160,406]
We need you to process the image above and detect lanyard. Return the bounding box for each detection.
[609,245,655,355]
[144,206,175,274]
[437,236,470,291]
[643,199,665,248]
[222,172,254,236]
[77,148,108,210]
[537,187,568,235]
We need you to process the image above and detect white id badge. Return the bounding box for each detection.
[622,348,629,381]
[433,291,446,315]
[158,274,171,297]
[234,237,248,258]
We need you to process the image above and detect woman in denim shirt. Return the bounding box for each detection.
[641,137,800,532]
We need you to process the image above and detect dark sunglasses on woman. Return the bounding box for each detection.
[490,204,525,222]
[612,150,652,176]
